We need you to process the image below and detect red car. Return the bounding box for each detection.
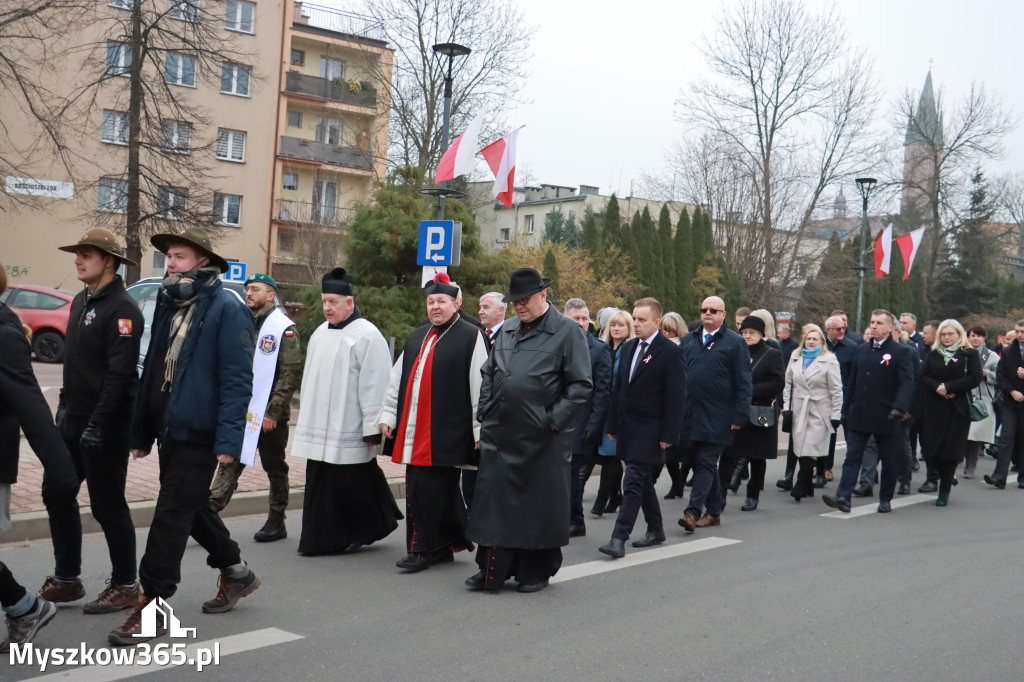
[0,284,75,362]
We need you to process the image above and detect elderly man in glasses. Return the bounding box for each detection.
[677,296,752,533]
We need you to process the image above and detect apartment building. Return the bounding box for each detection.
[0,1,391,288]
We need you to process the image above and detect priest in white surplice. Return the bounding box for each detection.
[291,267,402,555]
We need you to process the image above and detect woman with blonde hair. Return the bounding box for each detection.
[659,312,686,344]
[594,310,635,515]
[917,319,982,506]
[783,324,843,501]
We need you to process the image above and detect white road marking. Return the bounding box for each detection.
[40,387,54,393]
[551,536,742,584]
[819,493,936,519]
[27,627,303,681]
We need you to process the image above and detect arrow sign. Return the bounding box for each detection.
[417,220,455,266]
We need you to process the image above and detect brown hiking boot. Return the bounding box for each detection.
[83,580,140,615]
[253,517,287,543]
[37,576,85,603]
[109,595,165,646]
[202,565,260,614]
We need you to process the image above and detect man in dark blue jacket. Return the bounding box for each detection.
[678,296,751,533]
[824,310,915,514]
[600,298,685,558]
[111,228,259,646]
[564,299,612,538]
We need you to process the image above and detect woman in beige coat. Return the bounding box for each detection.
[783,325,844,501]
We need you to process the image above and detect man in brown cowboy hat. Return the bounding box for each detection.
[37,229,144,615]
[111,227,259,645]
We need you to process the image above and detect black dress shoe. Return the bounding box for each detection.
[395,549,453,572]
[812,476,826,489]
[776,474,794,491]
[912,460,921,472]
[918,480,938,493]
[598,538,626,558]
[984,474,1006,489]
[952,476,958,486]
[897,482,911,495]
[465,572,485,590]
[852,485,873,497]
[1018,480,1024,489]
[740,497,758,511]
[568,525,586,537]
[822,495,851,513]
[877,501,892,513]
[516,580,548,593]
[631,529,666,548]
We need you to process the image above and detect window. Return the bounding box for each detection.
[9,290,68,311]
[278,230,295,252]
[290,49,304,67]
[795,262,808,277]
[164,53,195,86]
[220,63,250,96]
[214,193,241,226]
[287,111,301,128]
[153,251,166,271]
[315,116,341,145]
[282,173,297,190]
[319,57,343,81]
[101,110,129,145]
[169,0,198,22]
[98,177,128,212]
[109,0,132,9]
[105,42,131,76]
[157,186,188,219]
[312,180,337,222]
[216,129,245,162]
[499,228,510,242]
[225,0,254,33]
[524,215,534,234]
[162,121,191,154]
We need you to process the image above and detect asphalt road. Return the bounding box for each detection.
[3,458,1022,682]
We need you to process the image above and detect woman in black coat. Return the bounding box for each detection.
[720,316,785,511]
[917,319,982,506]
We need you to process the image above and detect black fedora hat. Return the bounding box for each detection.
[502,268,552,304]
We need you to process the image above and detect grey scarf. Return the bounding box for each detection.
[161,267,218,391]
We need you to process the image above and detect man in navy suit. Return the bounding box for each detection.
[599,298,685,558]
[824,310,915,514]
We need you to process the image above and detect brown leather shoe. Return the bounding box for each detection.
[695,514,721,528]
[678,513,698,533]
[37,576,85,603]
[83,580,140,614]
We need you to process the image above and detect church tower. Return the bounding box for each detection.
[832,187,847,219]
[902,71,943,215]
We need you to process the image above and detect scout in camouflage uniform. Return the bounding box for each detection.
[209,273,302,542]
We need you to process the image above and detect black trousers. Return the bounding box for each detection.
[594,457,623,511]
[570,450,597,526]
[933,460,958,493]
[139,439,241,600]
[43,413,136,584]
[405,465,471,554]
[0,562,27,609]
[461,469,477,509]
[612,462,662,540]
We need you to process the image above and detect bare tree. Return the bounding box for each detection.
[993,171,1024,275]
[358,0,532,175]
[56,0,256,281]
[675,0,879,307]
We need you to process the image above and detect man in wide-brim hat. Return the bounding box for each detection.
[40,228,144,615]
[150,226,230,273]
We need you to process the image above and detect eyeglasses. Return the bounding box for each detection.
[700,308,722,314]
[512,295,532,306]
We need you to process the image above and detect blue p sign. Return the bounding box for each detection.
[226,262,247,282]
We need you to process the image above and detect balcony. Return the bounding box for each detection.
[292,2,386,43]
[279,136,374,173]
[274,199,355,228]
[284,71,377,108]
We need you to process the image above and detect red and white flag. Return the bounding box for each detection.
[874,223,893,279]
[480,126,523,209]
[434,111,486,184]
[895,226,926,281]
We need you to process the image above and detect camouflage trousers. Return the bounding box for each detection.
[209,422,290,520]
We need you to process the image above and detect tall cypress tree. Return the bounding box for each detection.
[581,209,601,257]
[658,205,676,309]
[543,247,560,303]
[674,208,694,316]
[626,210,645,286]
[700,210,715,264]
[602,194,622,249]
[640,206,662,300]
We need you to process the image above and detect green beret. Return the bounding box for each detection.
[244,273,277,289]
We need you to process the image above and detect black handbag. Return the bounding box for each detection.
[746,352,776,428]
[780,372,794,433]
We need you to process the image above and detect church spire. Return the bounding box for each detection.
[904,71,943,147]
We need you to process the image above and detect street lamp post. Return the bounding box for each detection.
[854,177,877,335]
[429,42,471,220]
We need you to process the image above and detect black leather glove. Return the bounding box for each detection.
[583,430,601,448]
[830,419,841,429]
[79,422,104,450]
[55,406,68,437]
[887,409,904,422]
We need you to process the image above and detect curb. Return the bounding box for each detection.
[2,478,407,545]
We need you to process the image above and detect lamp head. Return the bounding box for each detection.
[432,42,472,58]
[855,177,877,199]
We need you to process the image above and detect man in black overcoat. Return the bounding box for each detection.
[599,298,685,558]
[824,310,915,514]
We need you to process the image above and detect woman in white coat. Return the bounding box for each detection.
[964,326,999,478]
[783,325,844,501]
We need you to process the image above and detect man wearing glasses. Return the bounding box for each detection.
[678,296,752,533]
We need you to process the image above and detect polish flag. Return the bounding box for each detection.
[434,111,486,184]
[874,223,893,279]
[895,226,926,281]
[480,126,523,209]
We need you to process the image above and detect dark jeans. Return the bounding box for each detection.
[684,441,726,518]
[570,450,597,527]
[993,400,1024,482]
[209,423,290,519]
[43,413,136,583]
[837,429,903,502]
[612,462,662,540]
[0,562,27,609]
[139,439,241,600]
